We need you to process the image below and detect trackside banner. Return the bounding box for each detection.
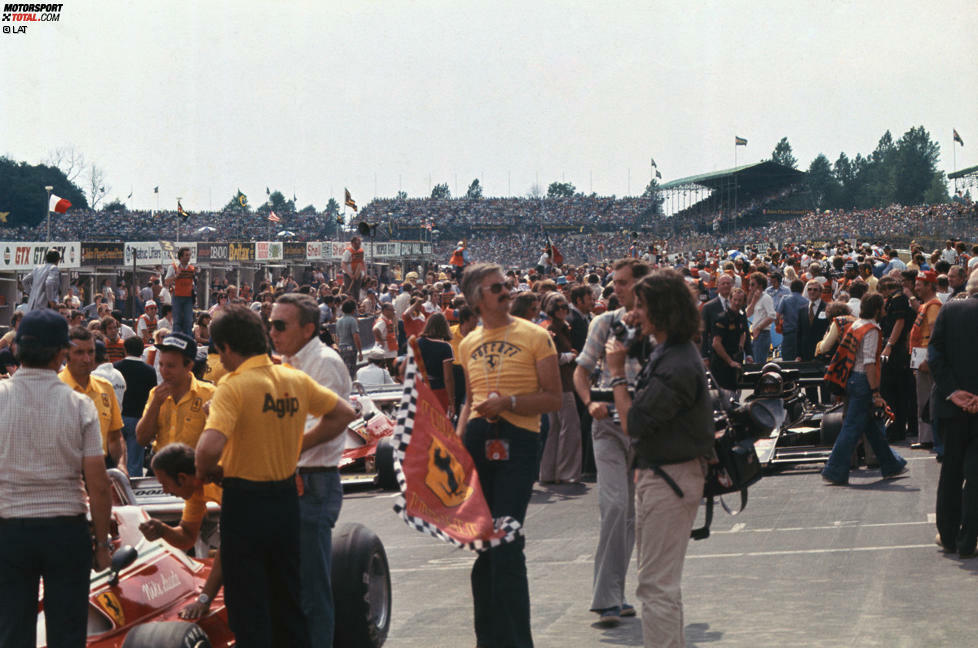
[392,350,521,552]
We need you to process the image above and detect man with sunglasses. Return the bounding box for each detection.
[456,263,561,648]
[270,293,352,647]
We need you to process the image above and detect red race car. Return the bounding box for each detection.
[36,473,392,648]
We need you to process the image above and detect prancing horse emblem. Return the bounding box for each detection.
[425,436,472,508]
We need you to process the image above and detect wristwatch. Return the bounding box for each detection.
[96,539,112,551]
[197,593,211,606]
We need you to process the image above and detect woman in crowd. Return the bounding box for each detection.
[414,312,454,412]
[606,269,715,648]
[539,292,581,484]
[194,312,212,347]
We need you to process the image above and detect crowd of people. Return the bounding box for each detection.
[2,219,978,647]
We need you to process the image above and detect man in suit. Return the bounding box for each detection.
[796,280,829,361]
[931,272,978,558]
[701,274,734,364]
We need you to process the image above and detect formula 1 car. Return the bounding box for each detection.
[37,470,392,647]
[342,381,404,491]
[734,360,845,469]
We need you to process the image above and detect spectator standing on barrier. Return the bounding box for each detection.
[341,235,366,301]
[746,271,775,363]
[115,335,158,477]
[909,271,941,450]
[269,293,352,646]
[136,332,214,456]
[573,258,651,626]
[456,262,561,648]
[195,305,356,648]
[821,293,908,485]
[60,326,126,471]
[606,269,714,648]
[22,249,62,312]
[0,309,113,648]
[931,271,978,556]
[165,247,198,336]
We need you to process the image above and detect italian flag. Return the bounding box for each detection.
[49,194,72,213]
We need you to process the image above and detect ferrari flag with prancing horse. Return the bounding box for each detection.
[392,349,521,552]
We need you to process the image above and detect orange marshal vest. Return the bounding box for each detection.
[172,262,196,298]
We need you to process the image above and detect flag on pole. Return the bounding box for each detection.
[544,231,564,265]
[735,136,748,146]
[127,190,133,200]
[392,344,521,551]
[266,187,271,195]
[953,129,964,146]
[153,186,159,194]
[177,200,189,220]
[237,190,248,208]
[345,188,358,212]
[655,169,662,179]
[268,210,281,223]
[0,212,8,224]
[650,157,658,168]
[49,194,72,214]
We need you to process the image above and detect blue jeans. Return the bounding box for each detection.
[464,418,538,648]
[299,469,343,647]
[752,329,771,363]
[122,415,144,477]
[172,296,194,336]
[0,516,92,648]
[822,373,907,484]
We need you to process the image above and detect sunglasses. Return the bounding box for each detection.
[269,319,289,332]
[488,282,507,294]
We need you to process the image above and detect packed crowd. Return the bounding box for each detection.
[3,222,978,647]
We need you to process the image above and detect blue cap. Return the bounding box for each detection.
[15,309,70,348]
[156,331,197,360]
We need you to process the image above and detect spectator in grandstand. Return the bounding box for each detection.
[22,249,62,312]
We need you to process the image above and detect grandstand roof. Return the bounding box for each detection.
[948,164,978,179]
[659,161,806,191]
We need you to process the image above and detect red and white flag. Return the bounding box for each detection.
[49,194,71,214]
[391,345,521,552]
[267,210,281,223]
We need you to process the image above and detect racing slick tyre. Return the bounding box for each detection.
[820,403,846,446]
[332,522,392,648]
[121,621,211,648]
[374,436,398,491]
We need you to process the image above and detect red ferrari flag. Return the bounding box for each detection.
[392,348,521,551]
[48,194,72,213]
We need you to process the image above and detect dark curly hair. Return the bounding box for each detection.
[632,269,701,344]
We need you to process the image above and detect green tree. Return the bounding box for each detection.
[893,126,942,206]
[0,156,88,226]
[640,179,665,218]
[325,198,340,218]
[395,190,408,200]
[431,183,451,199]
[257,190,295,214]
[807,154,839,209]
[102,199,126,212]
[770,137,798,169]
[923,171,950,205]
[547,181,576,198]
[299,204,317,215]
[465,178,483,199]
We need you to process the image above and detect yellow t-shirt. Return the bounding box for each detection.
[458,317,557,432]
[143,375,217,451]
[182,483,222,525]
[449,324,465,366]
[60,369,123,453]
[204,355,339,481]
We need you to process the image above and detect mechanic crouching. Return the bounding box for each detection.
[606,269,715,648]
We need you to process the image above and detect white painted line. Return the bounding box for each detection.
[710,520,932,534]
[928,513,937,524]
[729,523,746,533]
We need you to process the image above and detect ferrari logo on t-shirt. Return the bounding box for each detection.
[96,591,125,626]
[469,341,520,371]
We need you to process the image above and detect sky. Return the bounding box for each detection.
[1,0,976,212]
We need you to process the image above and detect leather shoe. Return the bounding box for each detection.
[936,533,956,554]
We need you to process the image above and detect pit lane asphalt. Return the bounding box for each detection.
[339,445,969,648]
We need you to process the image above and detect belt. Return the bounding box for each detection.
[222,476,296,492]
[298,466,338,474]
[0,515,86,527]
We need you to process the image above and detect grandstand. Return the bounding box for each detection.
[658,161,807,233]
[949,164,978,194]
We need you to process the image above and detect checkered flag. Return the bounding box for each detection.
[392,347,522,552]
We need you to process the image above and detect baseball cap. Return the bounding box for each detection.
[364,346,388,361]
[15,309,70,348]
[144,300,158,308]
[844,260,858,271]
[156,332,197,360]
[917,270,938,284]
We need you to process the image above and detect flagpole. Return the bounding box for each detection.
[44,185,53,243]
[953,133,957,194]
[176,196,181,244]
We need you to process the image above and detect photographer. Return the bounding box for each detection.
[606,269,714,648]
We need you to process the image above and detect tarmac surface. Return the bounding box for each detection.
[339,445,974,648]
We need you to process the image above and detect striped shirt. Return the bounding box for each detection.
[575,308,644,388]
[0,368,103,518]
